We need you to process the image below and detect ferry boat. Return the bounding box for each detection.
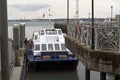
[26,28,78,71]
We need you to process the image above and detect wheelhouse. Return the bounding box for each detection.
[32,28,66,56]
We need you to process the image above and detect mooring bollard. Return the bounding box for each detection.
[19,23,26,57]
[19,23,25,48]
[13,24,20,66]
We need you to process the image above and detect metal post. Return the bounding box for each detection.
[94,28,97,50]
[111,6,113,21]
[111,6,113,27]
[118,27,120,52]
[91,0,95,49]
[85,68,90,80]
[76,0,79,40]
[76,0,79,23]
[48,9,51,27]
[0,0,9,80]
[67,0,69,24]
[100,72,106,80]
[88,13,91,25]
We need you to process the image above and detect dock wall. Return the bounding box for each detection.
[65,36,120,75]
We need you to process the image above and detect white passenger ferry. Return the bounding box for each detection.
[26,28,78,70]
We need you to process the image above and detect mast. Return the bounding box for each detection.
[67,0,69,24]
[76,0,79,23]
[48,9,51,27]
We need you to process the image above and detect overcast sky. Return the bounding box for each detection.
[7,0,120,19]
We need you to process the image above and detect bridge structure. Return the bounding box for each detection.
[65,22,120,80]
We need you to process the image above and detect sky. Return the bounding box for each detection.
[7,0,120,19]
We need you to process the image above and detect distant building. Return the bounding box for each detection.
[115,15,120,27]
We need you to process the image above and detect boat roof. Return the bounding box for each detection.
[40,28,61,30]
[33,40,40,44]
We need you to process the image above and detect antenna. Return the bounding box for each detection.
[76,0,79,19]
[76,0,79,23]
[48,9,51,27]
[111,5,113,21]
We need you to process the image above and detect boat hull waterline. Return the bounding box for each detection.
[26,50,78,71]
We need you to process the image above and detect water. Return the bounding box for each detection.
[26,61,100,80]
[28,71,78,80]
[8,21,54,39]
[8,21,101,80]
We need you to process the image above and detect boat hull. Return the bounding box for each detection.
[27,60,78,71]
[26,50,78,71]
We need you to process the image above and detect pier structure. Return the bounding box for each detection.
[0,10,25,80]
[13,24,20,66]
[10,23,26,80]
[64,22,120,80]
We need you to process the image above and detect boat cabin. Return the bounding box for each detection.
[32,28,66,56]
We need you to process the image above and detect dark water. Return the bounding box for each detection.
[28,71,78,80]
[27,62,100,80]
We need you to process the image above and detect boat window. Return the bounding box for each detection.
[61,44,66,50]
[42,44,47,51]
[46,29,57,35]
[41,30,44,35]
[35,35,38,39]
[35,44,40,51]
[48,44,53,50]
[58,30,62,35]
[54,44,60,50]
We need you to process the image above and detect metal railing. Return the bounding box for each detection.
[67,23,120,51]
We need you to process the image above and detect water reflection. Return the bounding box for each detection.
[27,61,100,80]
[27,70,78,80]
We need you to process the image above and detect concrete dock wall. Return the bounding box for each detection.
[65,36,120,75]
[8,40,15,77]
